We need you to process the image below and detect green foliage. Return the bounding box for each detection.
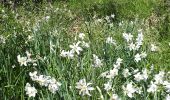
[0,0,170,100]
[64,0,161,20]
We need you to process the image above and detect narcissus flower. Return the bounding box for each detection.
[151,44,158,51]
[147,81,158,93]
[69,42,82,55]
[134,72,143,82]
[25,83,37,98]
[92,54,103,67]
[123,82,137,98]
[163,81,170,93]
[110,94,121,100]
[123,33,133,42]
[166,94,170,100]
[17,55,27,66]
[79,33,85,40]
[106,37,116,45]
[75,79,94,96]
[48,80,61,94]
[134,53,141,62]
[123,68,131,78]
[154,71,165,84]
[104,81,112,91]
[106,68,118,79]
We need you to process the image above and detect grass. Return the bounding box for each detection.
[0,0,170,100]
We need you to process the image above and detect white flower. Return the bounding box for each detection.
[26,51,34,63]
[166,94,170,100]
[106,37,116,45]
[128,42,136,51]
[29,71,38,81]
[93,54,103,67]
[35,75,51,86]
[25,83,37,98]
[134,72,143,82]
[28,35,34,41]
[17,55,27,66]
[140,52,147,58]
[69,42,82,55]
[123,82,137,98]
[150,64,154,71]
[79,33,85,40]
[136,30,143,49]
[48,82,61,94]
[26,51,31,58]
[1,9,4,13]
[104,81,112,91]
[151,44,158,51]
[0,35,6,44]
[60,50,74,59]
[123,69,131,78]
[133,69,139,74]
[134,53,141,62]
[119,21,123,26]
[111,14,115,18]
[110,94,121,100]
[45,16,50,21]
[154,71,165,84]
[116,58,123,66]
[123,33,133,42]
[136,87,142,94]
[67,50,74,59]
[33,63,37,66]
[105,16,110,22]
[147,81,158,93]
[134,69,148,82]
[29,72,61,93]
[142,68,148,81]
[163,81,170,93]
[12,65,16,68]
[106,68,118,79]
[75,79,94,96]
[113,64,120,69]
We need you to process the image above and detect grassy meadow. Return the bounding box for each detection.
[0,0,170,100]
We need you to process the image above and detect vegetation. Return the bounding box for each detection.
[0,0,170,99]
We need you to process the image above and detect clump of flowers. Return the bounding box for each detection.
[17,51,37,66]
[29,71,61,94]
[100,58,123,79]
[123,29,144,51]
[60,33,89,59]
